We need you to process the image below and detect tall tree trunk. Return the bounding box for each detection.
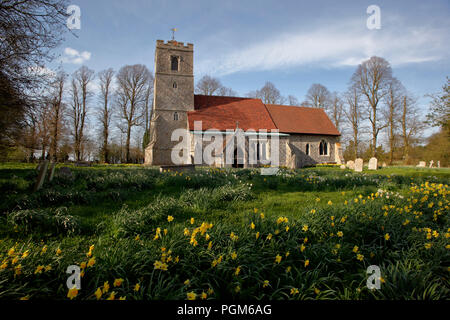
[126,124,131,163]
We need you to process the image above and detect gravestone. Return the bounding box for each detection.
[34,160,49,191]
[416,161,426,168]
[346,160,355,170]
[59,167,73,179]
[429,160,434,168]
[354,158,363,172]
[382,162,387,168]
[437,161,440,168]
[368,157,378,170]
[340,165,346,169]
[47,162,56,182]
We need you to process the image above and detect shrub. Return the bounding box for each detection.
[7,207,79,235]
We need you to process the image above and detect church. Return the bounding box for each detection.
[145,39,343,168]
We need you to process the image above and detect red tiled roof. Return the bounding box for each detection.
[266,104,340,135]
[188,95,340,136]
[188,95,277,131]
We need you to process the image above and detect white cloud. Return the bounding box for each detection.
[196,20,449,76]
[62,47,92,64]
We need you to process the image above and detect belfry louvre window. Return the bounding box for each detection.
[171,56,179,71]
[319,140,328,156]
[173,112,179,121]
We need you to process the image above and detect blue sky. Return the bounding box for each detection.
[54,0,449,117]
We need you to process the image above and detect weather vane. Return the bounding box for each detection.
[171,28,177,41]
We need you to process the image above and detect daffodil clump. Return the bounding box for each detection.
[0,166,448,300]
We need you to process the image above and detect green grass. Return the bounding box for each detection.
[0,163,449,300]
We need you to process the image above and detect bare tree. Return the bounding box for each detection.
[383,78,404,164]
[400,94,425,164]
[344,85,362,159]
[305,84,330,109]
[69,66,95,161]
[36,102,52,159]
[288,95,299,106]
[426,77,450,133]
[48,71,67,161]
[328,92,344,132]
[0,0,69,89]
[115,64,151,163]
[98,68,115,163]
[217,86,237,97]
[351,56,393,157]
[144,80,154,132]
[195,75,222,95]
[247,81,285,104]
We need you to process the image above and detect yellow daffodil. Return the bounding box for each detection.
[95,288,102,300]
[87,257,95,267]
[275,254,282,264]
[67,286,78,300]
[34,265,44,274]
[187,291,196,300]
[113,278,123,287]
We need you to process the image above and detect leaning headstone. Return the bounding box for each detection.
[47,162,56,182]
[34,160,49,192]
[368,157,378,170]
[58,167,73,179]
[416,161,426,168]
[429,160,434,168]
[346,160,355,170]
[354,158,363,172]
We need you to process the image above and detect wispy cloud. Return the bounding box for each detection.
[62,47,92,64]
[196,20,449,76]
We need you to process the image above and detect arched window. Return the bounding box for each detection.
[171,56,178,71]
[173,112,179,121]
[319,140,328,156]
[305,143,310,156]
[173,82,177,89]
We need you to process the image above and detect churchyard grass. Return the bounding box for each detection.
[0,163,449,300]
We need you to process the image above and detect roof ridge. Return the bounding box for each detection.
[262,102,279,131]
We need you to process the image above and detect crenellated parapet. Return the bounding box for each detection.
[156,40,193,51]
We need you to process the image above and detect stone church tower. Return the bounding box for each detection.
[145,40,194,165]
